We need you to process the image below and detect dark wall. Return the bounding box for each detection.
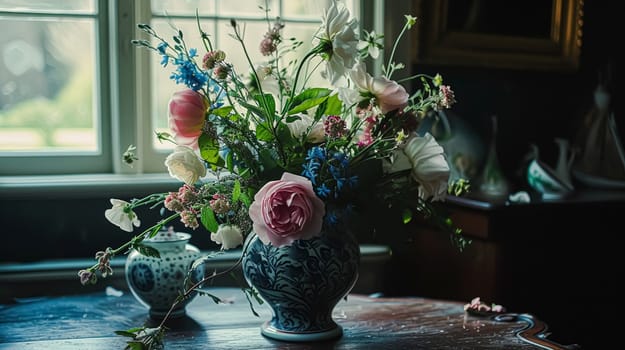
[412,1,622,191]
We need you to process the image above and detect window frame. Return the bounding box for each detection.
[0,1,112,176]
[0,0,381,180]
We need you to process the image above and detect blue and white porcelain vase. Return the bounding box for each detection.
[125,229,204,319]
[242,229,360,342]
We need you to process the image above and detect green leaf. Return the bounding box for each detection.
[322,94,342,116]
[402,209,413,224]
[211,106,233,117]
[239,192,251,207]
[288,97,329,115]
[125,341,146,350]
[198,133,223,168]
[238,101,267,120]
[259,149,278,171]
[200,206,219,233]
[115,330,138,338]
[275,122,295,146]
[255,122,275,142]
[225,151,234,172]
[136,244,161,258]
[287,88,331,115]
[232,180,241,203]
[254,93,276,118]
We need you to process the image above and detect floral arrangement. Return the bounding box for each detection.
[78,1,469,348]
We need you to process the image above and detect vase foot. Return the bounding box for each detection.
[260,321,343,342]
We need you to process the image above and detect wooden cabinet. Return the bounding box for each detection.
[382,190,624,348]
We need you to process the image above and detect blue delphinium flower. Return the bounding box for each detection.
[169,50,209,91]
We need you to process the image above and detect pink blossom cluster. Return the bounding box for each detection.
[209,193,231,214]
[202,50,225,70]
[323,115,347,138]
[260,21,284,56]
[436,85,456,110]
[356,105,377,147]
[164,184,201,229]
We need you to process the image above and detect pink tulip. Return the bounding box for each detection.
[168,89,208,149]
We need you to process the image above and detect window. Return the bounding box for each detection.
[0,0,110,175]
[0,0,368,176]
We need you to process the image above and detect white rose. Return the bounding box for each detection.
[104,198,140,232]
[165,145,207,185]
[403,133,450,201]
[211,224,243,250]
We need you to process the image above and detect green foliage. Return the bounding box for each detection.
[287,88,331,115]
[199,133,223,169]
[200,206,219,233]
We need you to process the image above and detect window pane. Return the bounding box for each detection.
[217,0,278,18]
[0,17,97,152]
[282,0,333,19]
[151,0,215,16]
[0,0,95,14]
[148,1,353,151]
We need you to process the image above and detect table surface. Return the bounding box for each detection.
[0,287,576,349]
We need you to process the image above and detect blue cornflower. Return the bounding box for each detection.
[302,161,320,185]
[157,42,167,54]
[315,183,331,199]
[332,152,349,167]
[189,48,197,58]
[306,146,326,161]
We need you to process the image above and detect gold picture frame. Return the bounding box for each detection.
[412,0,584,71]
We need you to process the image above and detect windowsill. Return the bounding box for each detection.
[0,173,182,199]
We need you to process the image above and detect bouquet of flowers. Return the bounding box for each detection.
[79,1,469,347]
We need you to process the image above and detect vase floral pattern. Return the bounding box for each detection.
[242,230,360,341]
[125,231,204,319]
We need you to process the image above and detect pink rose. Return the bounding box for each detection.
[249,172,326,247]
[168,89,208,149]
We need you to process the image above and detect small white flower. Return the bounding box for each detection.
[357,30,383,59]
[211,224,243,250]
[165,146,207,185]
[104,199,140,232]
[314,1,359,86]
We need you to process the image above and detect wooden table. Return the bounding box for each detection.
[0,287,577,349]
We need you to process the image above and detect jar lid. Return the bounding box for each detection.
[146,227,191,242]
